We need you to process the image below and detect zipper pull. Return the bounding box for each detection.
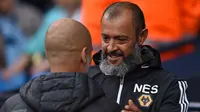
[120,75,125,85]
[117,75,125,104]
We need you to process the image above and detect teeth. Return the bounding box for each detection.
[109,55,118,58]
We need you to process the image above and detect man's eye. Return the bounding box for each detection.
[118,38,127,41]
[102,36,109,42]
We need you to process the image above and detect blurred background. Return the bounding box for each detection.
[0,0,199,111]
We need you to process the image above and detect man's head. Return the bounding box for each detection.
[45,18,92,73]
[0,0,14,14]
[100,2,148,76]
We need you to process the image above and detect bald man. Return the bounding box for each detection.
[0,18,121,112]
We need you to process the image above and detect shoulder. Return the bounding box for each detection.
[88,65,106,85]
[145,68,186,92]
[5,94,22,106]
[151,69,188,94]
[1,94,25,111]
[88,65,102,78]
[150,68,181,82]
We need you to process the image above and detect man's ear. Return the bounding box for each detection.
[138,29,148,45]
[81,47,87,64]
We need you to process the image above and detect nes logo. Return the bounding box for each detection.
[133,84,158,94]
[138,94,153,107]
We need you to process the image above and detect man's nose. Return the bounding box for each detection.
[107,39,118,52]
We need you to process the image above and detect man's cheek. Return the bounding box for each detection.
[121,49,132,58]
[101,45,107,53]
[119,44,133,56]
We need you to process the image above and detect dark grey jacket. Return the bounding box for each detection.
[1,72,121,112]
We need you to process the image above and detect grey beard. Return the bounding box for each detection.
[99,58,129,77]
[99,44,142,77]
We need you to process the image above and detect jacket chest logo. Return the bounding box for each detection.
[133,84,158,107]
[138,94,153,107]
[133,84,158,94]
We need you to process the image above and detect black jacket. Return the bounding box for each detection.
[0,72,121,112]
[89,45,189,112]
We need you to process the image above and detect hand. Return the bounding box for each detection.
[121,100,141,112]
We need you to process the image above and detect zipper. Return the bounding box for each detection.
[116,75,125,104]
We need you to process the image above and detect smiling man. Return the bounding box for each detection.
[89,2,189,112]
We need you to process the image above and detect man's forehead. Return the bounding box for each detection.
[101,17,135,37]
[102,10,134,28]
[103,8,133,21]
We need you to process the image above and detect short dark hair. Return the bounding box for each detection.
[102,2,146,36]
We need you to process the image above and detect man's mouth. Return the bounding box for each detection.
[107,55,123,65]
[104,51,124,65]
[107,55,121,61]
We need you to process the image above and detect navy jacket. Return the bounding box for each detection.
[89,45,189,112]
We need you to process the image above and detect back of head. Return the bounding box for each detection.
[45,18,92,72]
[102,2,146,36]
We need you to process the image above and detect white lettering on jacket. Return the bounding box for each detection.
[133,84,158,94]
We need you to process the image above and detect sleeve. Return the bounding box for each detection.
[0,103,7,112]
[0,96,14,112]
[0,94,30,112]
[159,80,189,112]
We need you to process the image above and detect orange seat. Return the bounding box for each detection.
[121,0,183,42]
[180,0,200,37]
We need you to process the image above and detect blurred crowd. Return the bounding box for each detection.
[0,0,81,92]
[0,0,199,94]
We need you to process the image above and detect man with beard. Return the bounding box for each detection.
[89,2,189,112]
[0,18,121,112]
